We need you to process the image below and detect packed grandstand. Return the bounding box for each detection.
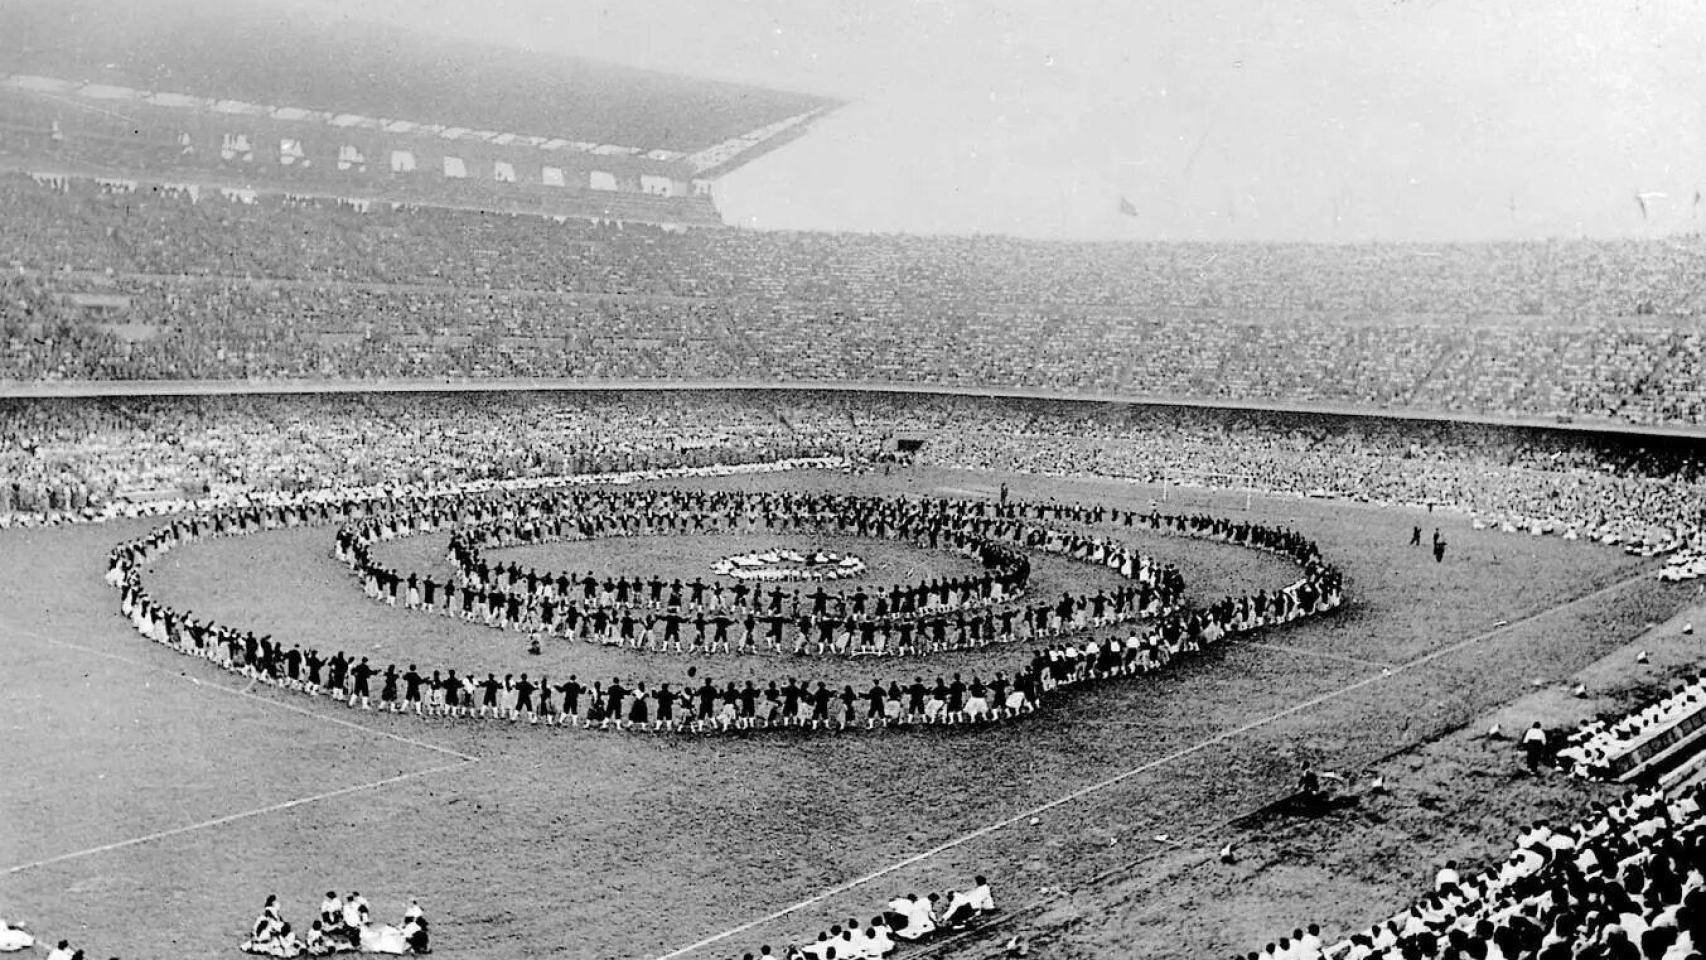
[4,6,1706,960]
[2,174,1705,427]
[3,394,1702,565]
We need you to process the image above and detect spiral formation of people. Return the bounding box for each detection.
[105,470,1345,737]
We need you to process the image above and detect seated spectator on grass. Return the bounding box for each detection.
[938,876,995,928]
[0,918,34,953]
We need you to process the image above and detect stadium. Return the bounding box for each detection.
[2,5,1705,960]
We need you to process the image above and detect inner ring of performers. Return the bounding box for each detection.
[336,489,1186,658]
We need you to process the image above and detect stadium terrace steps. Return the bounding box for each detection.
[0,158,727,228]
[0,0,836,156]
[1615,708,1706,783]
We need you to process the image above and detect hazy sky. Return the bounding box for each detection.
[289,0,1701,241]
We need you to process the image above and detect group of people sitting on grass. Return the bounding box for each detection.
[6,934,117,960]
[1659,551,1706,583]
[0,918,35,953]
[721,876,995,960]
[1247,782,1706,960]
[109,481,1343,735]
[241,892,429,957]
[1555,673,1706,781]
[3,919,127,960]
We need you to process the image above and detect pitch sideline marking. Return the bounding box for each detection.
[649,568,1655,960]
[1,761,474,876]
[9,626,478,763]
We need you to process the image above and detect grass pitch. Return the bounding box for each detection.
[0,465,1690,960]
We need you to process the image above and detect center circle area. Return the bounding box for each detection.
[711,548,867,582]
[457,532,985,599]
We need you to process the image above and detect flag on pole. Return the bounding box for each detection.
[1119,195,1139,217]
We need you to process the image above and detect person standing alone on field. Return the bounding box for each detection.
[1522,722,1548,771]
[1296,762,1324,813]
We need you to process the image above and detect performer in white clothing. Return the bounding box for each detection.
[0,919,34,953]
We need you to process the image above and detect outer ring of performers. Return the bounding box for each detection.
[107,481,1347,737]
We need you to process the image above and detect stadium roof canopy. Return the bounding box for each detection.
[0,0,840,159]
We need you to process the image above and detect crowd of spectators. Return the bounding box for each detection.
[3,173,1704,424]
[908,397,1706,555]
[4,392,1702,563]
[1246,783,1706,960]
[0,391,854,523]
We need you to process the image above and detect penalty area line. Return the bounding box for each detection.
[1,760,475,876]
[649,568,1656,960]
